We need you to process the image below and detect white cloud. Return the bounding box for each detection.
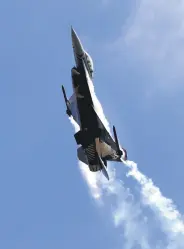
[114,0,184,85]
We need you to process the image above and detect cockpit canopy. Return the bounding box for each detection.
[85,51,94,78]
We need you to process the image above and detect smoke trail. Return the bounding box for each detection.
[124,159,184,247]
[79,160,152,249]
[79,162,102,200]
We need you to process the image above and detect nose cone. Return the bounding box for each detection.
[71,27,84,57]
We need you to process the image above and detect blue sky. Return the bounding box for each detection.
[1,0,184,248]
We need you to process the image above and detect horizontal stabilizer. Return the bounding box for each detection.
[98,154,109,180]
[101,166,109,180]
[61,85,72,116]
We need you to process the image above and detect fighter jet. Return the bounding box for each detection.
[61,27,127,180]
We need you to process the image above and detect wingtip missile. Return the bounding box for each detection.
[61,85,68,103]
[61,85,72,117]
[113,125,128,161]
[113,126,122,155]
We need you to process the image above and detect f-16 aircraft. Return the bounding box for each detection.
[62,27,127,180]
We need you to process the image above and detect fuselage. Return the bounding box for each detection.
[71,27,100,136]
[72,61,101,139]
[70,28,125,177]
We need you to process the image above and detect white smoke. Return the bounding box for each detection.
[124,160,184,247]
[79,160,152,249]
[79,162,102,200]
